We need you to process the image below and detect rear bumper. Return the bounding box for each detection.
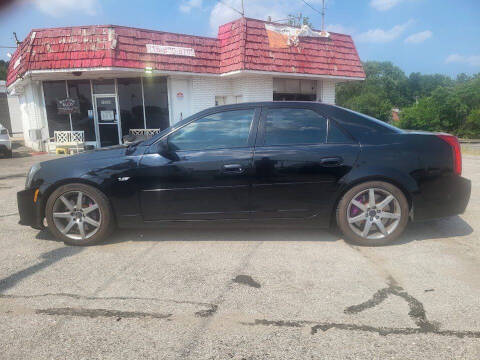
[413,176,471,221]
[17,189,44,229]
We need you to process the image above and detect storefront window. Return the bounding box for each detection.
[143,77,169,130]
[43,81,70,137]
[93,79,115,94]
[118,78,145,136]
[67,80,95,141]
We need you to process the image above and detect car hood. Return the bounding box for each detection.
[40,144,145,168]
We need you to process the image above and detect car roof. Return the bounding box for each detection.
[211,101,337,110]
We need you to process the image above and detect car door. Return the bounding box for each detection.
[138,107,259,221]
[251,104,360,222]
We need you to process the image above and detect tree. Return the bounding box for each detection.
[336,61,480,138]
[0,60,9,80]
[336,61,409,121]
[287,13,312,28]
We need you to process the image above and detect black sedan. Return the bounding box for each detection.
[18,102,471,246]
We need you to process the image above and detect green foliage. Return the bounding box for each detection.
[399,76,480,138]
[336,61,480,138]
[0,60,8,80]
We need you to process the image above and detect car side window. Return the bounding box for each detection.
[264,108,327,146]
[168,109,255,151]
[327,119,354,143]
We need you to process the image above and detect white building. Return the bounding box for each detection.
[6,18,365,150]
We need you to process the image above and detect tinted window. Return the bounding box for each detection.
[168,109,255,151]
[43,81,70,137]
[68,80,96,141]
[118,78,145,136]
[327,119,354,143]
[143,77,169,130]
[264,108,327,145]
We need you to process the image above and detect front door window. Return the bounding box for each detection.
[96,96,120,147]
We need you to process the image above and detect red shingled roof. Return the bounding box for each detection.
[7,18,365,87]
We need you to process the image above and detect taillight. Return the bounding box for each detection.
[436,133,462,175]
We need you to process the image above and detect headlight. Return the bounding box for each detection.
[25,163,41,189]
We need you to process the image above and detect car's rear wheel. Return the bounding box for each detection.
[336,181,409,246]
[45,183,114,246]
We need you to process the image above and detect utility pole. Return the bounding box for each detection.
[241,0,244,16]
[321,0,325,32]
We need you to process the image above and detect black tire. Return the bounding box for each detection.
[336,181,409,246]
[45,183,115,246]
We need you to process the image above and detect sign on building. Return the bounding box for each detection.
[146,44,195,57]
[57,98,80,115]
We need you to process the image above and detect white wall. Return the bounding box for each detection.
[17,81,48,151]
[7,95,23,135]
[189,75,274,116]
[169,78,192,124]
[233,76,273,103]
[319,79,336,104]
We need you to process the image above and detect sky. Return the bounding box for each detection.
[0,0,479,77]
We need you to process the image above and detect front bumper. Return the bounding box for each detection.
[413,176,471,221]
[17,188,44,229]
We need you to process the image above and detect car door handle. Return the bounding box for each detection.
[319,157,343,166]
[223,164,245,174]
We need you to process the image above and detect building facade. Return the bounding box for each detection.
[6,18,365,150]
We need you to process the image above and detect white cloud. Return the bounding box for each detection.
[356,20,413,43]
[326,24,355,35]
[34,0,99,17]
[404,30,432,44]
[446,54,480,67]
[208,0,326,34]
[370,0,402,11]
[179,0,203,13]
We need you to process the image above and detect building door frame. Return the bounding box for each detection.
[92,92,122,148]
[91,79,122,148]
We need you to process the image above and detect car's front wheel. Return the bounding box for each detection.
[336,181,409,246]
[45,183,114,246]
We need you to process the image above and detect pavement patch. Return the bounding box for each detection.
[232,274,261,288]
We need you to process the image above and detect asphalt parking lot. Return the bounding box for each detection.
[0,154,479,359]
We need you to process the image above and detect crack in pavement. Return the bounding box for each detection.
[242,319,480,339]
[344,276,439,332]
[178,241,264,359]
[242,277,480,339]
[0,293,216,308]
[36,307,172,320]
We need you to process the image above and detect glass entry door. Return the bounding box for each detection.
[95,95,121,147]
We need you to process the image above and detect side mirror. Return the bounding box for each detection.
[157,138,179,161]
[158,138,170,155]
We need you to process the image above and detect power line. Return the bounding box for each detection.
[216,0,244,16]
[0,45,16,48]
[299,0,327,31]
[300,0,322,14]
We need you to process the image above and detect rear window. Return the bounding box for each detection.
[264,108,327,145]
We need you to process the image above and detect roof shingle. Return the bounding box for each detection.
[7,18,365,86]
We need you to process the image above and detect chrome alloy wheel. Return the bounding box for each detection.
[52,191,101,241]
[346,188,401,240]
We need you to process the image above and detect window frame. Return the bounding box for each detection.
[151,106,261,153]
[256,104,357,147]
